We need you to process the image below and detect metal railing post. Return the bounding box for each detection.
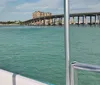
[71,64,75,85]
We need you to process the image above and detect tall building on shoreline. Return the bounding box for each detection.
[32,11,52,25]
[32,11,52,19]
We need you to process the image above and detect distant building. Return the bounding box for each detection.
[32,11,52,19]
[32,11,52,25]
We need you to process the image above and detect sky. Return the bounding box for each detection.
[0,0,100,21]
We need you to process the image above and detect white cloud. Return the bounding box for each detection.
[16,0,100,14]
[1,0,100,21]
[0,0,16,12]
[16,0,63,13]
[11,11,32,15]
[0,0,15,6]
[70,0,100,13]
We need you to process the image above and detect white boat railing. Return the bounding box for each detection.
[71,62,100,85]
[0,69,48,85]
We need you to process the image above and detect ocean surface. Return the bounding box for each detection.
[0,25,100,85]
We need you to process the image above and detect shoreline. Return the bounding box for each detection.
[0,24,20,26]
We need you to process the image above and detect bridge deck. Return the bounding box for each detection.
[24,12,100,23]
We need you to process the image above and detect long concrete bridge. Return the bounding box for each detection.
[23,12,100,26]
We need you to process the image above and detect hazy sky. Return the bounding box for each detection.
[0,0,100,21]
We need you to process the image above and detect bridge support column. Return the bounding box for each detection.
[40,20,42,25]
[95,15,97,25]
[43,18,45,26]
[35,20,37,25]
[59,18,60,25]
[33,21,34,25]
[83,15,87,25]
[30,21,32,25]
[61,18,62,25]
[78,16,80,26]
[83,16,85,25]
[58,18,62,25]
[97,15,99,24]
[72,17,74,24]
[48,19,50,25]
[36,20,38,25]
[84,16,87,25]
[39,19,41,25]
[69,17,71,24]
[98,15,100,25]
[96,15,98,25]
[52,18,54,25]
[90,16,92,26]
[27,22,29,26]
[50,18,52,25]
[32,20,33,25]
[34,20,36,25]
[52,18,53,25]
[54,18,56,25]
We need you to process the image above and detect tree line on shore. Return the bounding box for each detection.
[0,21,23,24]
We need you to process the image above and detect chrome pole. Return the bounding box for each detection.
[64,0,70,85]
[71,64,74,85]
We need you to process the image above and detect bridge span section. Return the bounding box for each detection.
[23,12,100,26]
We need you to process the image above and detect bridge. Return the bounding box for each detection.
[23,12,100,26]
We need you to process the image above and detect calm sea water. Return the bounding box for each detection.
[0,25,100,85]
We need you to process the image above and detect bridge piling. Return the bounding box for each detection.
[84,15,87,25]
[72,17,74,24]
[98,15,100,25]
[78,16,80,26]
[60,17,62,25]
[43,18,45,25]
[52,18,53,25]
[82,16,84,25]
[54,18,56,25]
[95,15,97,25]
[23,12,100,26]
[90,16,92,26]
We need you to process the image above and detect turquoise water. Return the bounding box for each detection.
[70,25,100,85]
[0,26,65,85]
[0,25,100,85]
